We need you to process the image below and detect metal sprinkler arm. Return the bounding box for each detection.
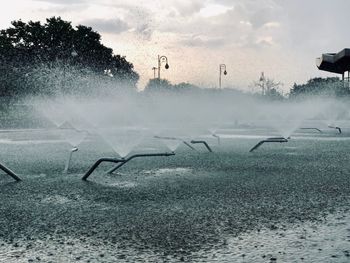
[182,141,196,150]
[63,147,78,174]
[190,140,213,152]
[0,163,21,181]
[106,152,175,175]
[84,153,176,179]
[328,126,342,134]
[82,158,125,181]
[300,128,323,133]
[249,137,288,152]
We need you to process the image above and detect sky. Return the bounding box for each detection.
[1,0,350,92]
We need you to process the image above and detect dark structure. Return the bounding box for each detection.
[190,140,213,152]
[0,163,21,181]
[82,152,175,180]
[249,137,288,153]
[299,128,322,133]
[316,49,350,80]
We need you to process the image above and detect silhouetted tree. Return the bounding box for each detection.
[173,82,200,92]
[144,78,173,92]
[251,73,284,100]
[0,17,139,99]
[289,77,349,98]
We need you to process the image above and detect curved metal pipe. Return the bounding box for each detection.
[300,128,322,133]
[84,152,175,179]
[106,152,175,175]
[0,163,21,181]
[63,147,78,174]
[249,137,288,152]
[82,158,125,181]
[190,140,213,152]
[328,126,342,134]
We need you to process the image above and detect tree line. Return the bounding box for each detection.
[0,17,138,99]
[0,17,349,101]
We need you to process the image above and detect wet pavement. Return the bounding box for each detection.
[0,129,350,262]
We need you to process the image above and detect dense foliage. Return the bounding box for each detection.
[289,77,350,98]
[144,79,202,93]
[0,17,139,99]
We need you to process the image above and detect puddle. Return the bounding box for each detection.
[193,211,350,262]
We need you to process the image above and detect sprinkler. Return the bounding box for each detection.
[328,126,342,134]
[0,163,21,181]
[63,147,78,174]
[154,135,196,150]
[82,152,175,180]
[249,137,288,152]
[300,128,323,133]
[212,134,221,145]
[190,140,213,152]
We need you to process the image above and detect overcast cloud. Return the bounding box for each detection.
[1,0,350,90]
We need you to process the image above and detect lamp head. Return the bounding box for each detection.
[224,70,227,75]
[165,63,169,69]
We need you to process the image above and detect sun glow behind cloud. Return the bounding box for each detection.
[199,4,231,17]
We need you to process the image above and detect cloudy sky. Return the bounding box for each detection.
[1,0,350,91]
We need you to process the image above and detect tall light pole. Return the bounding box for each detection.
[152,67,158,79]
[259,72,265,95]
[158,55,169,79]
[219,64,227,89]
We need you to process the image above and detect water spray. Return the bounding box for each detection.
[154,136,196,150]
[249,137,288,152]
[63,147,78,174]
[190,140,213,152]
[82,152,175,180]
[0,163,21,182]
[328,126,342,134]
[300,128,322,133]
[212,134,221,145]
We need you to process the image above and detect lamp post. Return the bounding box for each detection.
[219,64,227,89]
[259,72,265,95]
[152,67,158,79]
[157,55,169,79]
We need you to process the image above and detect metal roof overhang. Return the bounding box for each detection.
[316,49,350,74]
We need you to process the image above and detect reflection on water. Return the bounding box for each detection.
[193,211,350,263]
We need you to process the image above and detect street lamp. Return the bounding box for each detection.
[219,64,227,89]
[259,72,265,95]
[152,67,158,79]
[158,55,169,79]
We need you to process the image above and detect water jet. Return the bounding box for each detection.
[249,137,288,152]
[58,124,88,173]
[82,152,175,180]
[154,136,196,150]
[190,140,213,152]
[63,147,78,174]
[212,134,221,145]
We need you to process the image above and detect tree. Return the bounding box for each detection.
[251,72,284,100]
[0,17,139,99]
[144,78,173,92]
[289,77,349,98]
